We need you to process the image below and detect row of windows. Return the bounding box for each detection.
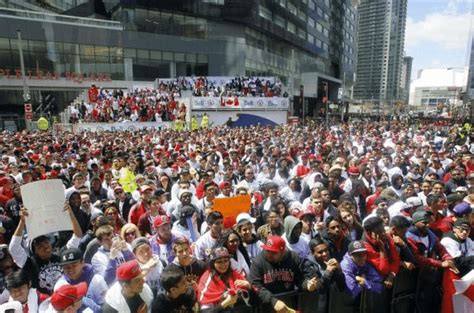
[259,5,329,47]
[124,49,208,64]
[117,8,208,40]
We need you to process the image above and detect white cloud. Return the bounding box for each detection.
[406,12,470,50]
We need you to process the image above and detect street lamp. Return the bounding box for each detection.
[17,29,30,102]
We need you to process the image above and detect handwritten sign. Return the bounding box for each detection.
[21,180,71,240]
[213,195,252,228]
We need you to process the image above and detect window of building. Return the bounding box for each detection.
[323,27,329,37]
[288,2,297,15]
[298,8,306,21]
[274,15,285,28]
[298,28,306,40]
[316,22,323,33]
[309,0,315,10]
[308,17,315,28]
[150,51,162,60]
[308,34,315,44]
[287,21,296,33]
[278,0,286,8]
[259,5,272,20]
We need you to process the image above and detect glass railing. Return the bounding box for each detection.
[0,7,123,30]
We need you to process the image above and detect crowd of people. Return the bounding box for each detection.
[0,117,472,312]
[68,77,286,124]
[69,83,185,124]
[189,76,285,98]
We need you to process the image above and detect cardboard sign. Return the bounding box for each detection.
[21,179,71,240]
[213,195,252,228]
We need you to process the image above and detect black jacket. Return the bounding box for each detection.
[248,250,310,307]
[116,194,136,222]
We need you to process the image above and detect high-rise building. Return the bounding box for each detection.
[353,0,407,108]
[0,0,358,122]
[400,56,413,103]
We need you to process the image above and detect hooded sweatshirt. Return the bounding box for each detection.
[248,250,309,307]
[282,216,310,259]
[340,253,383,298]
[440,231,474,259]
[166,257,207,285]
[406,226,452,268]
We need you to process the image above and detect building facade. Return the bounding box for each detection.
[353,0,407,108]
[409,68,467,111]
[0,0,357,124]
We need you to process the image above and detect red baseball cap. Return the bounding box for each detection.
[50,282,87,311]
[262,235,286,253]
[153,215,170,228]
[116,260,145,282]
[348,166,360,175]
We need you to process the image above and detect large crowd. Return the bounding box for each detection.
[0,118,472,313]
[68,77,286,124]
[69,84,185,124]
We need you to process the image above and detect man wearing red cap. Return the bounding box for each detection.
[248,235,318,312]
[40,282,90,313]
[102,260,153,313]
[149,215,176,265]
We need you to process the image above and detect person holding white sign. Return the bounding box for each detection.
[8,204,83,295]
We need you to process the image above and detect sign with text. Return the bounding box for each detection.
[213,195,252,228]
[192,97,289,109]
[0,69,112,83]
[21,180,71,240]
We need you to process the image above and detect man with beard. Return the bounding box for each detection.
[445,168,467,195]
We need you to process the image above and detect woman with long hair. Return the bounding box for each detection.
[217,229,251,276]
[104,203,126,235]
[337,204,364,241]
[198,247,252,312]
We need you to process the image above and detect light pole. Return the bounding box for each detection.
[17,30,30,103]
[323,81,329,124]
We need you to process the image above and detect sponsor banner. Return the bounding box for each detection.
[73,122,171,133]
[191,111,288,126]
[191,97,289,109]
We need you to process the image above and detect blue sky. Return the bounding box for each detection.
[405,0,472,80]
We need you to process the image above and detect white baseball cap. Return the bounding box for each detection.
[236,213,256,225]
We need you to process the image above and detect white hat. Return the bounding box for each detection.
[236,213,256,225]
[405,197,422,208]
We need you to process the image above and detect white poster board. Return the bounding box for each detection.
[20,180,71,240]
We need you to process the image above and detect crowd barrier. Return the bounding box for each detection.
[229,268,444,313]
[69,122,172,133]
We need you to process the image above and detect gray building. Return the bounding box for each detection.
[353,0,407,108]
[0,0,357,123]
[400,56,413,103]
